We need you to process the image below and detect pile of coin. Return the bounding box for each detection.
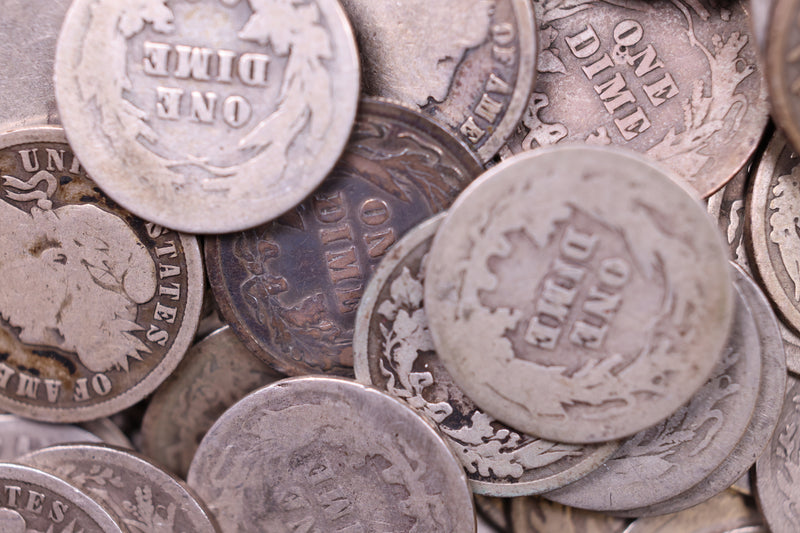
[1,0,800,531]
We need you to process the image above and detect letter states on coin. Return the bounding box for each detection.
[54,0,360,233]
[424,145,734,443]
[0,127,203,422]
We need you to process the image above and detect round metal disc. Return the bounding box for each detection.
[766,0,800,155]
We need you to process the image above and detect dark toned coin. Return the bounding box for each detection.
[206,99,482,376]
[510,497,628,533]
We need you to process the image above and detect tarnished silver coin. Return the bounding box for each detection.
[510,497,628,533]
[766,0,800,153]
[611,264,786,517]
[355,214,618,496]
[0,416,103,461]
[754,374,800,533]
[546,267,762,512]
[54,0,360,233]
[187,376,476,532]
[424,146,733,443]
[0,462,122,532]
[0,1,71,132]
[475,495,510,533]
[19,444,219,533]
[0,127,203,422]
[504,0,768,197]
[748,0,776,57]
[624,490,762,532]
[339,0,536,162]
[141,326,281,479]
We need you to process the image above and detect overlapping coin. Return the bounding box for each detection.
[766,0,800,153]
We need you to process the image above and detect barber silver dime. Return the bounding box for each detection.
[354,214,618,496]
[0,463,122,532]
[18,444,219,533]
[54,0,360,233]
[0,127,203,422]
[424,146,733,443]
[187,376,476,532]
[504,0,768,197]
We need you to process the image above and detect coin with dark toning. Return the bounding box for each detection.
[339,0,536,162]
[504,0,768,197]
[55,0,360,233]
[206,99,482,376]
[766,0,800,154]
[355,214,617,496]
[19,444,218,533]
[425,146,733,443]
[624,490,763,532]
[187,376,476,533]
[474,495,510,533]
[510,497,628,533]
[141,326,281,478]
[0,127,203,422]
[546,268,761,512]
[0,463,122,532]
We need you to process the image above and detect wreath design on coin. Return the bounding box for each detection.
[769,169,800,302]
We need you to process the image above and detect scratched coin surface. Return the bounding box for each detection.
[354,214,618,496]
[609,264,786,517]
[54,0,360,233]
[546,267,761,512]
[510,497,628,533]
[502,0,768,197]
[141,326,281,479]
[0,127,203,422]
[19,444,219,533]
[206,99,481,376]
[187,376,476,532]
[0,462,122,533]
[425,146,733,443]
[339,0,536,162]
[766,0,800,153]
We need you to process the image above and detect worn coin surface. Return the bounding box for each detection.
[354,214,618,495]
[510,497,628,533]
[206,99,481,377]
[503,0,768,197]
[425,146,733,443]
[0,415,103,461]
[19,444,218,533]
[141,326,281,479]
[748,0,776,57]
[55,0,360,233]
[623,489,763,532]
[0,462,123,532]
[0,127,203,422]
[187,376,476,532]
[339,0,536,162]
[766,0,800,153]
[754,374,800,533]
[546,268,762,512]
[611,264,786,517]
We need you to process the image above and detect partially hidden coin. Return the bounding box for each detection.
[206,98,482,377]
[141,326,282,479]
[766,0,800,154]
[0,126,203,422]
[510,497,628,533]
[474,495,511,533]
[54,0,360,233]
[354,213,618,496]
[731,471,753,497]
[546,265,762,512]
[610,263,786,517]
[503,0,768,197]
[18,443,219,533]
[187,376,476,533]
[424,145,733,443]
[0,462,122,532]
[338,0,536,163]
[0,415,103,461]
[748,0,776,57]
[623,489,762,532]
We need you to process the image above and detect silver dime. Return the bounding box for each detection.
[187,376,476,532]
[546,266,762,512]
[18,444,219,533]
[504,0,769,198]
[354,213,618,496]
[0,462,122,532]
[766,0,800,154]
[0,416,102,461]
[424,146,733,443]
[54,0,360,233]
[510,497,628,533]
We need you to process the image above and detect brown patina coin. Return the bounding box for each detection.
[206,99,481,376]
[503,0,768,197]
[0,126,203,422]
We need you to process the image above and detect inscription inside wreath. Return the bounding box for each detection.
[525,226,631,351]
[565,19,679,141]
